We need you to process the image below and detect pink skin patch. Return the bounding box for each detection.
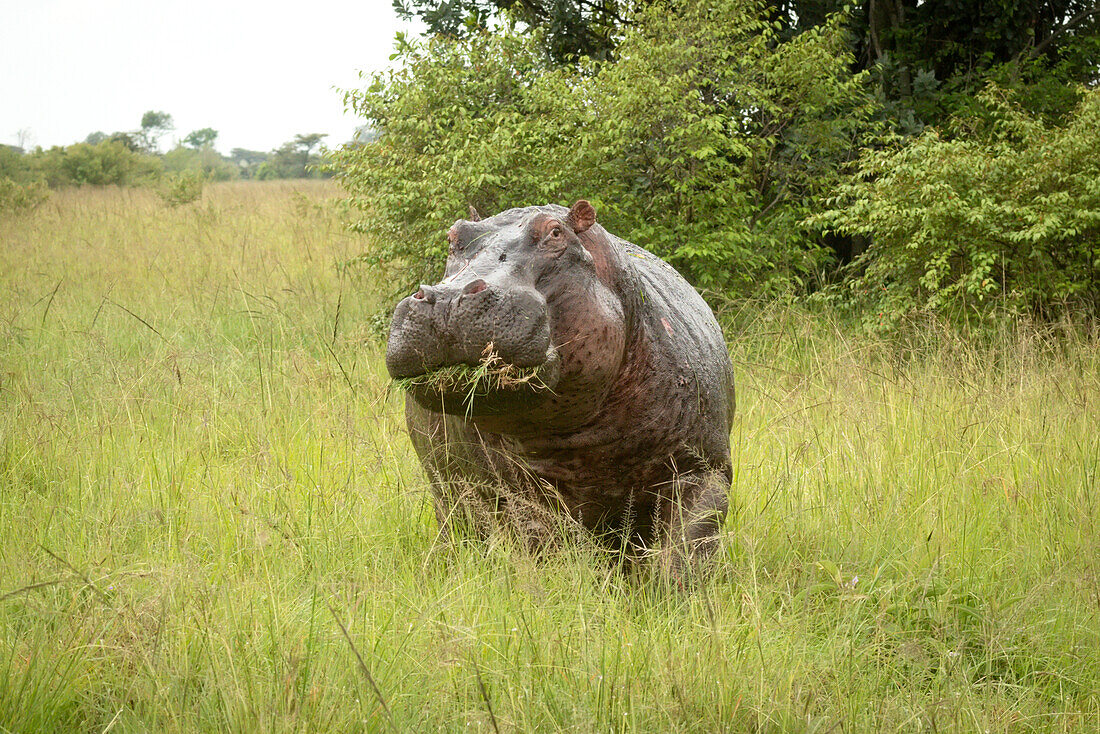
[661,317,674,337]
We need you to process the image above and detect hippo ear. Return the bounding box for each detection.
[467,205,482,222]
[566,200,596,234]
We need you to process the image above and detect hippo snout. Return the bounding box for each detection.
[385,282,551,380]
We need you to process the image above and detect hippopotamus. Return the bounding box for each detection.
[385,201,735,575]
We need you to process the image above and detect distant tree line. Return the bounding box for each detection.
[1,111,335,189]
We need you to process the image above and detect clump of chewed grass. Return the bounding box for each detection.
[392,342,550,410]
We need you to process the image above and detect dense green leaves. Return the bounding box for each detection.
[345,0,1099,325]
[398,1,1100,129]
[35,140,164,187]
[812,85,1100,325]
[332,28,580,285]
[337,0,878,295]
[393,0,635,62]
[182,127,219,150]
[586,1,880,291]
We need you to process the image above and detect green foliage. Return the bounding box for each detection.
[0,146,37,184]
[1,110,322,192]
[394,0,635,62]
[811,85,1100,326]
[0,177,49,215]
[258,134,330,180]
[164,145,238,182]
[332,27,572,286]
[337,0,879,295]
[34,140,163,187]
[139,110,174,152]
[158,170,205,207]
[182,127,218,150]
[229,148,269,179]
[864,0,1100,126]
[1,136,162,189]
[401,1,1100,134]
[585,0,880,292]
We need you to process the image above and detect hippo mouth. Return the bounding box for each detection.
[385,278,561,414]
[394,343,561,415]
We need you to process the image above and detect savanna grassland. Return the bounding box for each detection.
[1,182,1099,732]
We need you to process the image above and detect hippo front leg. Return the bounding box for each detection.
[405,398,495,544]
[658,470,730,580]
[426,476,495,544]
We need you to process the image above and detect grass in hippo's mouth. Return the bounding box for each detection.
[393,342,550,403]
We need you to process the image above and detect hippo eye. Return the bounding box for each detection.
[550,227,563,239]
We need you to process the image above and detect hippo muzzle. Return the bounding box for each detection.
[385,278,553,380]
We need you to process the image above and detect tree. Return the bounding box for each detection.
[292,133,327,157]
[338,0,878,294]
[399,1,1100,125]
[139,111,174,152]
[348,125,378,146]
[108,132,143,152]
[14,128,33,151]
[811,85,1100,325]
[393,0,637,61]
[258,134,328,179]
[229,148,269,178]
[35,140,163,187]
[182,128,219,150]
[163,144,238,181]
[824,0,1100,127]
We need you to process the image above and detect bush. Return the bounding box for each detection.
[334,0,880,296]
[583,0,879,293]
[332,28,572,287]
[158,170,205,207]
[0,146,38,184]
[164,146,238,182]
[35,140,162,187]
[0,178,49,215]
[812,85,1100,327]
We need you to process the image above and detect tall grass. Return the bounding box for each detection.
[1,183,1098,732]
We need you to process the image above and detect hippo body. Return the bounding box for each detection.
[386,202,734,573]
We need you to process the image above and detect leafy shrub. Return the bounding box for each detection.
[334,0,880,296]
[332,28,573,287]
[164,146,238,182]
[35,140,162,187]
[0,178,49,215]
[0,146,38,184]
[811,85,1100,326]
[159,170,205,207]
[584,0,880,292]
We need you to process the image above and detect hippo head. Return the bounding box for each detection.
[386,200,615,417]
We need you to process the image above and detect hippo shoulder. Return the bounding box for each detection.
[607,235,725,348]
[602,232,735,425]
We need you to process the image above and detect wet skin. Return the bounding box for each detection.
[386,201,735,575]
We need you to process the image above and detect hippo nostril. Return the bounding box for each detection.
[413,285,436,304]
[463,279,488,296]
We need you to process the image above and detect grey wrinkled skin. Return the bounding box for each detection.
[386,201,735,576]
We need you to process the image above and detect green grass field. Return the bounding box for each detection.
[2,182,1098,732]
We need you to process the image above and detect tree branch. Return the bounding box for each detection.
[1028,2,1100,59]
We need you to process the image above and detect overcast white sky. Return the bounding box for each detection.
[1,1,420,153]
